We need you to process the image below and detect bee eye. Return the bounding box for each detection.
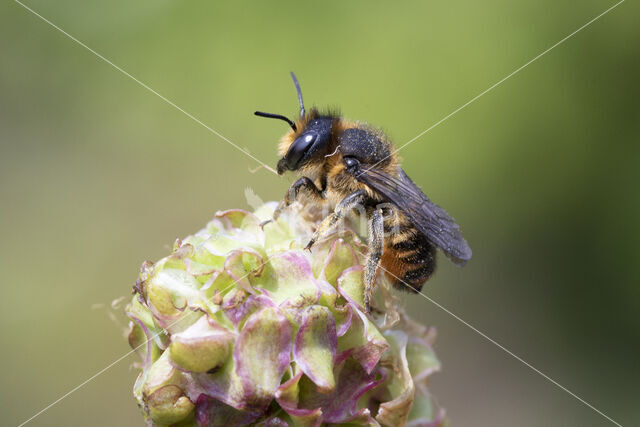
[344,156,359,169]
[286,133,317,169]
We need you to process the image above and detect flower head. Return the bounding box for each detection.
[126,202,445,426]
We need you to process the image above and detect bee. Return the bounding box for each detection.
[255,72,471,313]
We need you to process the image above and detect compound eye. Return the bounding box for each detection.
[344,156,359,169]
[286,133,317,169]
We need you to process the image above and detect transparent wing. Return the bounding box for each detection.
[354,166,472,264]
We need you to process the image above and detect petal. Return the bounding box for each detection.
[376,330,415,427]
[142,351,189,396]
[188,361,246,410]
[353,310,390,374]
[275,372,323,426]
[146,269,195,317]
[293,305,337,392]
[261,206,314,252]
[186,243,226,272]
[297,357,386,424]
[235,307,292,410]
[194,394,260,427]
[127,309,165,402]
[320,239,360,287]
[406,384,447,427]
[252,201,278,222]
[169,315,235,373]
[223,248,265,294]
[257,252,320,307]
[126,297,165,368]
[337,265,365,309]
[180,312,285,411]
[335,303,353,338]
[156,243,195,271]
[215,209,260,230]
[202,234,261,257]
[223,292,275,328]
[146,385,194,425]
[406,337,441,383]
[337,309,389,374]
[184,258,218,278]
[146,268,219,330]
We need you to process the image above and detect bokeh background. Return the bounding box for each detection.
[1,1,638,426]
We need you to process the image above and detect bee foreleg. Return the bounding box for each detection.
[304,190,367,251]
[364,208,384,313]
[266,177,324,227]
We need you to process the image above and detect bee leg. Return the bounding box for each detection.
[364,208,384,313]
[262,177,324,229]
[304,190,367,251]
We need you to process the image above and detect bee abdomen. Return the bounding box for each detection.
[400,260,435,292]
[382,232,436,293]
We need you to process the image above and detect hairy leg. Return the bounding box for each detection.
[364,208,384,313]
[304,190,367,250]
[262,177,324,228]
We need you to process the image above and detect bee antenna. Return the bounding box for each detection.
[289,71,305,119]
[254,111,297,131]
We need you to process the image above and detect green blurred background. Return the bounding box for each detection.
[1,1,638,426]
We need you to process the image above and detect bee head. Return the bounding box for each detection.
[255,72,334,175]
[275,113,333,174]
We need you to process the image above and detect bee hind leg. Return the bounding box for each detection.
[364,208,384,313]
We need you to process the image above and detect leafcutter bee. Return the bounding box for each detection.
[256,73,471,313]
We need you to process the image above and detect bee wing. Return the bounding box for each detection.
[353,166,472,264]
